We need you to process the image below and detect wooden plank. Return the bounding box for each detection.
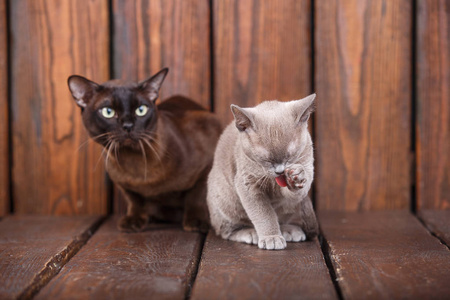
[315,0,412,210]
[112,0,211,213]
[10,0,109,214]
[417,0,450,210]
[0,0,8,215]
[0,215,103,299]
[214,0,311,126]
[319,211,450,299]
[191,233,338,300]
[419,210,450,246]
[36,217,203,300]
[113,0,210,107]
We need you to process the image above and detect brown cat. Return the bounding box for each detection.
[68,68,222,232]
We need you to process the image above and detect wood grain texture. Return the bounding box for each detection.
[0,216,102,299]
[419,210,450,246]
[0,0,8,215]
[214,0,311,126]
[319,211,450,299]
[113,0,210,106]
[36,217,203,300]
[315,0,412,211]
[417,0,450,210]
[11,0,109,214]
[112,0,210,213]
[191,232,337,300]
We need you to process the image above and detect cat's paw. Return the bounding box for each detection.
[281,224,306,242]
[118,215,148,233]
[258,235,287,250]
[285,165,307,190]
[229,228,258,245]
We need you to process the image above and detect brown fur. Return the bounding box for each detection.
[68,69,222,232]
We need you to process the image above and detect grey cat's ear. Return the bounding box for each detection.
[139,68,169,102]
[68,75,99,108]
[231,104,254,132]
[294,93,316,123]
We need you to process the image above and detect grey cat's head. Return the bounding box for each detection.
[231,94,315,177]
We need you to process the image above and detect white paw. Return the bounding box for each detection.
[229,228,258,245]
[281,224,306,242]
[258,235,287,250]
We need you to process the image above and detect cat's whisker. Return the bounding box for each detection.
[75,132,111,153]
[94,138,113,171]
[141,133,166,153]
[262,175,271,191]
[105,140,116,170]
[142,138,163,166]
[113,142,123,170]
[138,140,148,180]
[75,138,93,153]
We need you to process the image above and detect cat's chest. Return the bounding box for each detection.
[270,195,299,213]
[105,155,163,185]
[260,183,301,212]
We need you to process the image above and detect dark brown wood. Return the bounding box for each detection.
[315,0,412,210]
[417,0,450,210]
[0,0,8,215]
[214,0,311,126]
[10,0,109,214]
[191,232,337,300]
[36,217,203,300]
[0,216,103,299]
[419,210,450,246]
[319,211,450,299]
[112,0,211,213]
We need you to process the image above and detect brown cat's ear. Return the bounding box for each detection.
[293,93,316,124]
[231,104,254,132]
[139,68,169,102]
[67,75,99,108]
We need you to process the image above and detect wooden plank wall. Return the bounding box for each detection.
[417,0,450,210]
[0,0,8,216]
[0,0,449,214]
[315,0,412,211]
[10,0,109,214]
[214,0,311,126]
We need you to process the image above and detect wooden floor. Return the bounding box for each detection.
[0,211,449,300]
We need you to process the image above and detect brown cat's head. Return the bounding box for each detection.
[68,68,168,150]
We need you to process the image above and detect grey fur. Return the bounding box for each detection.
[207,94,319,250]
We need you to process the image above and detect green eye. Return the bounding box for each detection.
[135,105,149,117]
[101,107,115,118]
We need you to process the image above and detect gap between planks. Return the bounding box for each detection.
[185,232,207,300]
[17,216,107,300]
[319,233,344,300]
[417,210,450,250]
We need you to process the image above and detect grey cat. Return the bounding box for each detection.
[207,94,319,250]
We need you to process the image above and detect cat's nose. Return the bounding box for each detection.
[275,165,285,175]
[122,122,134,132]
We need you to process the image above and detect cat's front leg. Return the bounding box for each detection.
[235,181,286,250]
[279,196,319,240]
[117,187,149,233]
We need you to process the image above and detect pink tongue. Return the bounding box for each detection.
[275,175,287,187]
